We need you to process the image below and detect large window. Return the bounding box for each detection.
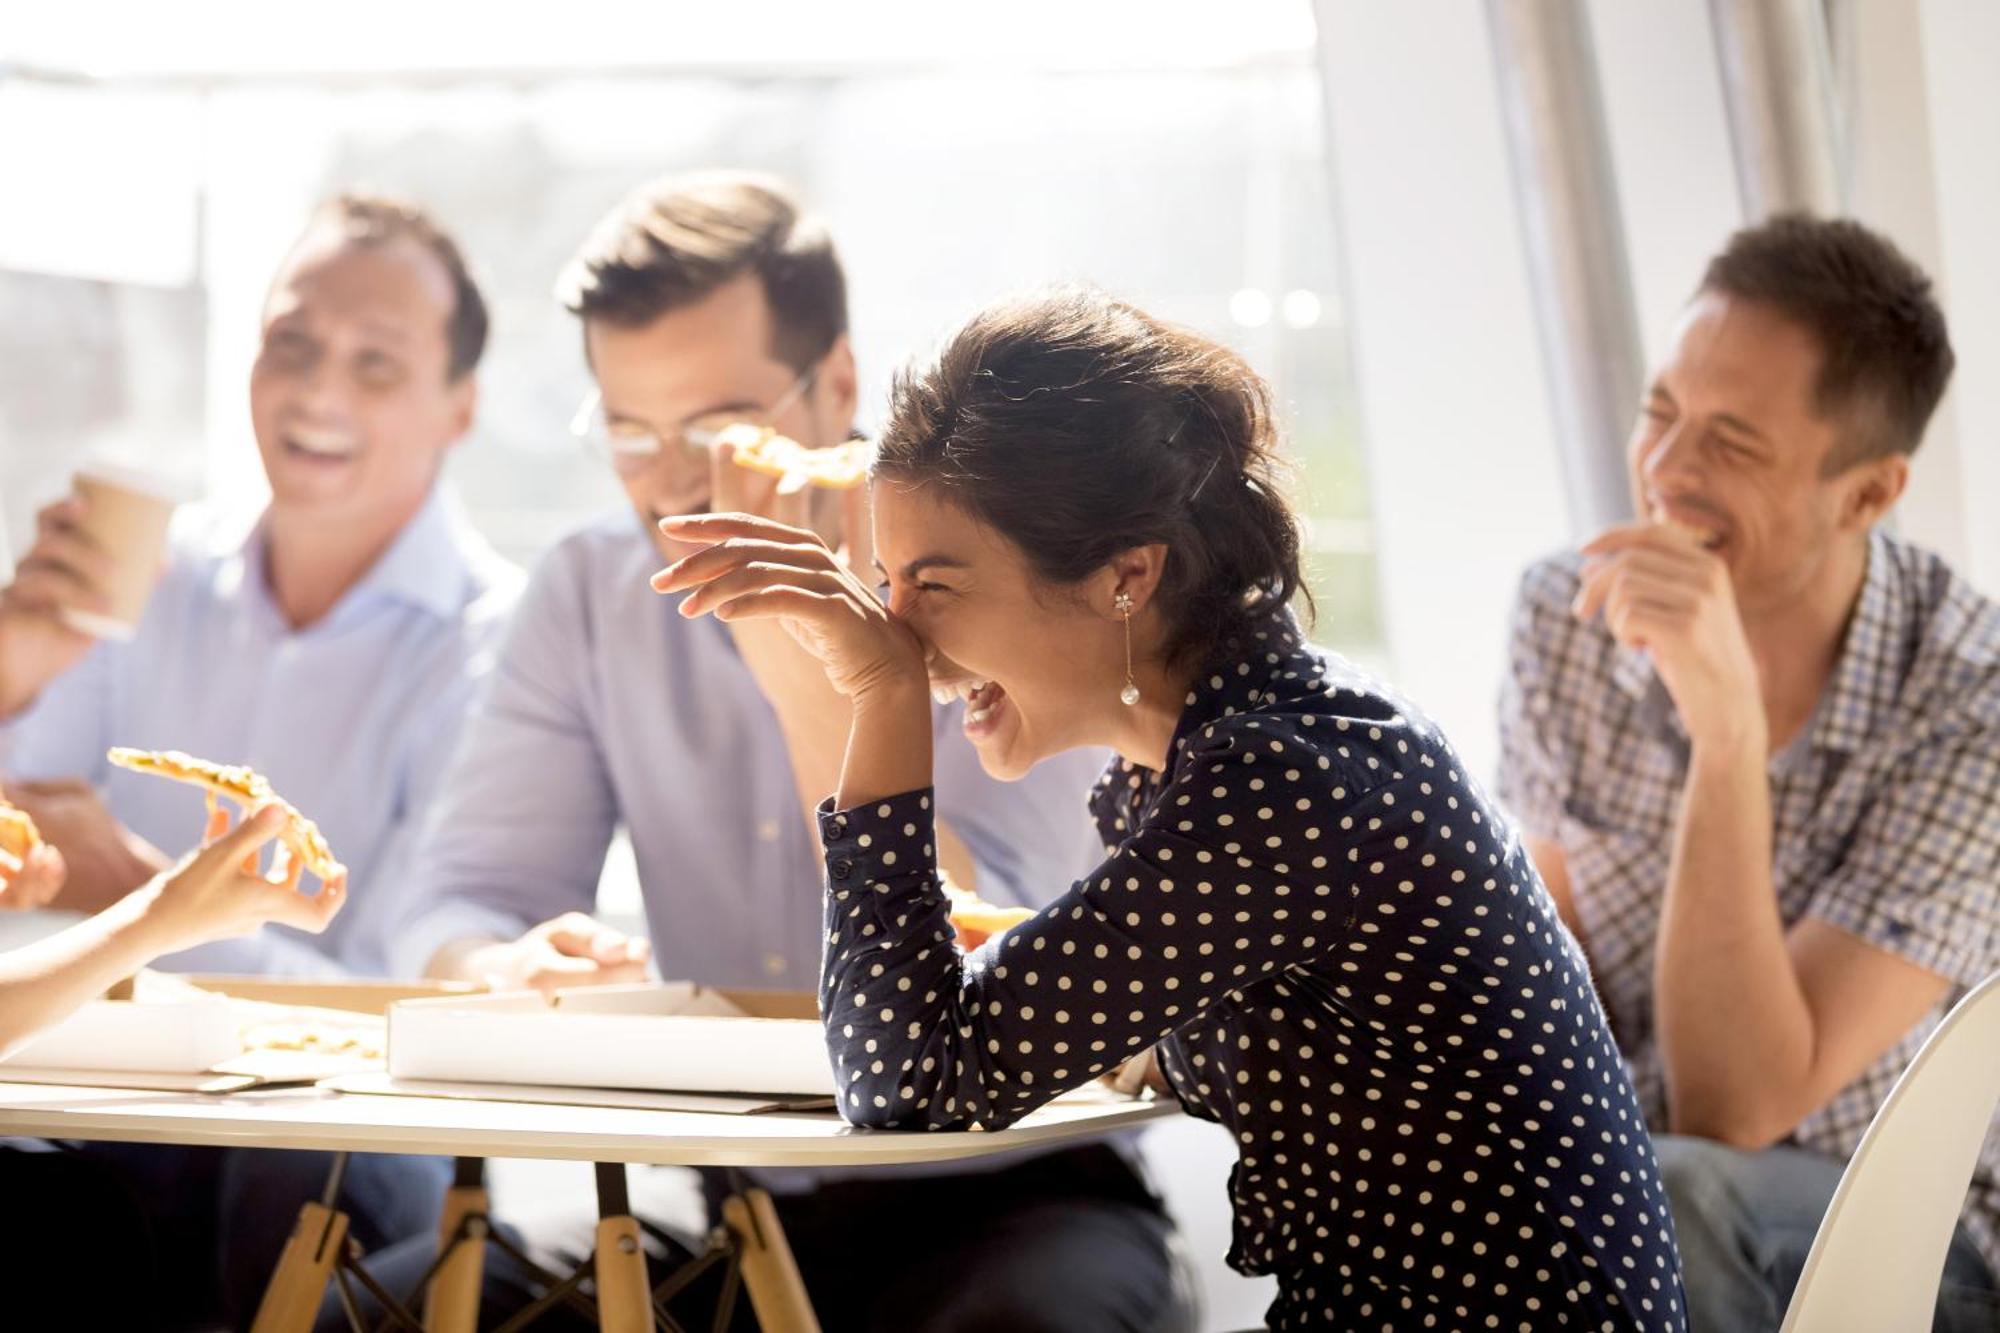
[0,21,1381,654]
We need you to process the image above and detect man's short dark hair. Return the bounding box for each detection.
[557,171,847,374]
[1700,213,1954,472]
[304,193,489,381]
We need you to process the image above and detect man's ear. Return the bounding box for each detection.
[817,335,860,437]
[447,373,478,444]
[1841,452,1908,533]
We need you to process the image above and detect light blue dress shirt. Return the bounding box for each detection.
[388,512,1109,990]
[0,487,522,976]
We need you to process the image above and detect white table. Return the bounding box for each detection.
[0,1079,1175,1332]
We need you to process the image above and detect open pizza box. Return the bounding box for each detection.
[0,973,479,1093]
[363,981,838,1114]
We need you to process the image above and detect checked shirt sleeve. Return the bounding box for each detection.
[1806,725,2000,986]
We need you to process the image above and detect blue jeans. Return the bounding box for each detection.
[1657,1134,2000,1332]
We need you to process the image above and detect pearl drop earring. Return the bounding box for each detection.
[1116,591,1140,706]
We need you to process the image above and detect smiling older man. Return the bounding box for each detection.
[0,193,521,1328]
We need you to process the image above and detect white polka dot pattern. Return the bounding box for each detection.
[818,613,1686,1330]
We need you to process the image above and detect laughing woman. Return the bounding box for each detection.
[655,289,1686,1332]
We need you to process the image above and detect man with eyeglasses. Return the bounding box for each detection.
[355,172,1195,1333]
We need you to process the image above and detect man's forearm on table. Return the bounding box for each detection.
[1653,735,1815,1145]
[394,896,536,982]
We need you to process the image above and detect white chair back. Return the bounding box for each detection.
[1780,970,2000,1331]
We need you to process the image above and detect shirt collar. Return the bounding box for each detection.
[1169,606,1309,752]
[230,486,475,627]
[1809,528,1903,755]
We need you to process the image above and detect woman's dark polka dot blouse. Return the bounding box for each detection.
[817,612,1685,1331]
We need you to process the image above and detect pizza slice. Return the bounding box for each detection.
[944,883,1037,942]
[719,423,873,493]
[106,748,343,880]
[0,796,42,862]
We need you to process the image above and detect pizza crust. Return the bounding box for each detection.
[106,748,343,880]
[721,424,873,493]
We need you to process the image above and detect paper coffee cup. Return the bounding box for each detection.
[59,465,179,642]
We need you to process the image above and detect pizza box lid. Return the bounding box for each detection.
[387,982,834,1097]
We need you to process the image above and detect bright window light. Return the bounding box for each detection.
[1281,288,1323,328]
[1230,287,1274,328]
[0,85,201,286]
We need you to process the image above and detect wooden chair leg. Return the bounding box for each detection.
[250,1200,350,1333]
[425,1157,489,1333]
[592,1214,652,1333]
[722,1188,821,1333]
[591,1162,651,1333]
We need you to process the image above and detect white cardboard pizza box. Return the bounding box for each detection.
[0,975,474,1083]
[0,988,239,1073]
[387,982,836,1097]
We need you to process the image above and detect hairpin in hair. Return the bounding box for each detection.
[1187,451,1224,502]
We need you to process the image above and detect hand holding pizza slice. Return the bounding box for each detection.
[0,795,42,863]
[106,748,344,882]
[0,793,63,909]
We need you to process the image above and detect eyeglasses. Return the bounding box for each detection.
[570,367,819,478]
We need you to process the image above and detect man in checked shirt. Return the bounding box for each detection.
[1498,213,2000,1331]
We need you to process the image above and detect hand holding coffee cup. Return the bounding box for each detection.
[0,467,178,719]
[0,496,107,719]
[64,467,177,640]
